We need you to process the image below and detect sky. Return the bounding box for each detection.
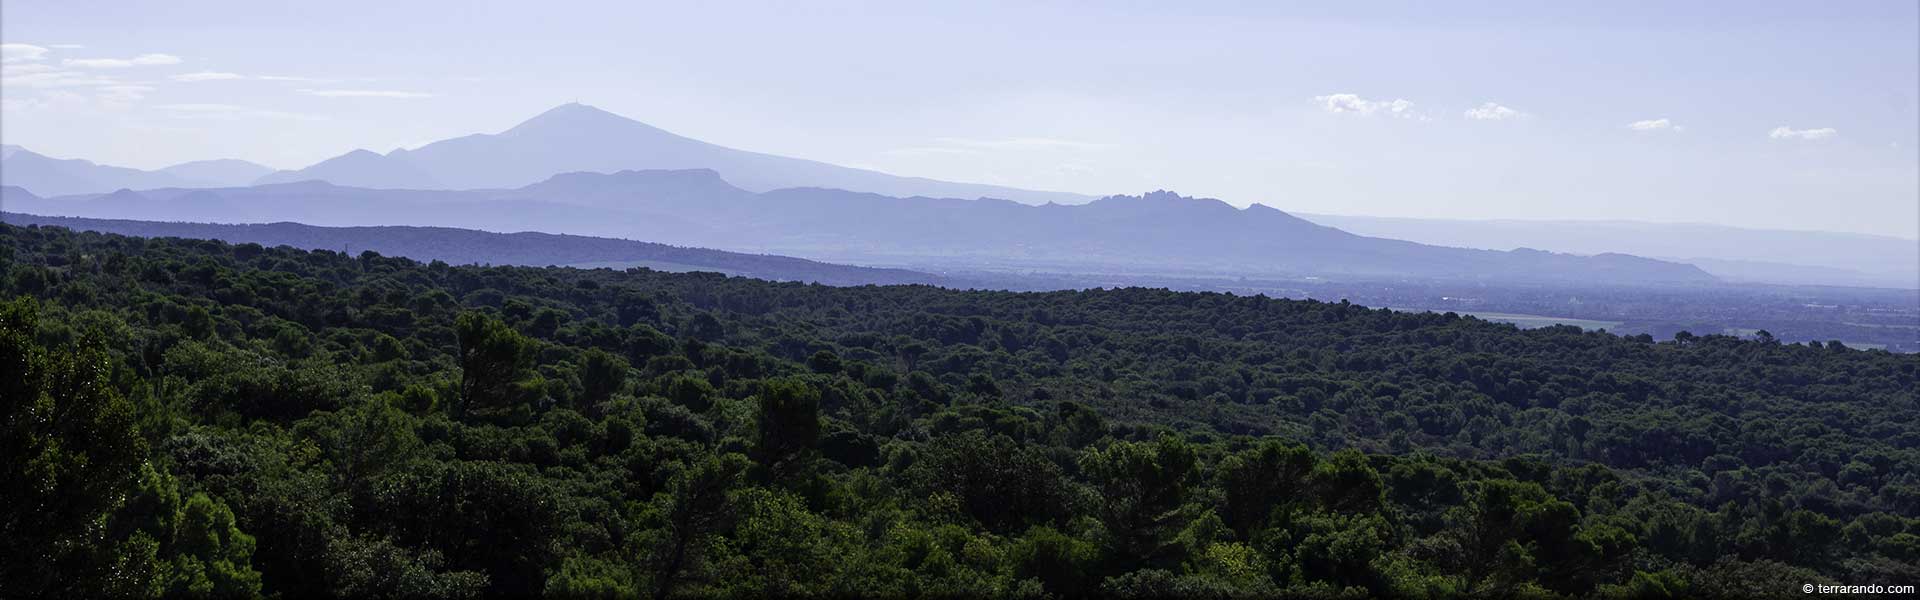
[4,0,1917,238]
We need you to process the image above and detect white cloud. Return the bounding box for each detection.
[157,103,322,120]
[2,69,118,88]
[932,136,1108,150]
[883,146,982,157]
[885,135,1109,158]
[158,103,247,112]
[258,75,330,82]
[47,44,85,49]
[3,89,87,112]
[1769,126,1836,140]
[1055,162,1097,175]
[297,88,432,98]
[63,53,182,68]
[1,63,56,76]
[133,53,182,65]
[171,71,245,82]
[1464,102,1528,121]
[1,96,48,112]
[63,58,130,68]
[95,84,155,110]
[97,84,155,99]
[1628,118,1683,132]
[1312,93,1419,118]
[1,43,49,64]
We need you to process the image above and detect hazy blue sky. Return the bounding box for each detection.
[4,1,1916,237]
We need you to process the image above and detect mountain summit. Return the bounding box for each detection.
[500,102,656,137]
[255,103,1093,204]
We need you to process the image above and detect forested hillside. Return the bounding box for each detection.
[0,212,948,287]
[4,223,1916,599]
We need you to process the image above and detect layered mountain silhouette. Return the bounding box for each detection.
[0,145,273,196]
[6,103,1899,288]
[254,103,1093,204]
[6,170,1716,285]
[158,159,278,188]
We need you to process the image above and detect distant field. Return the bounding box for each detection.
[563,259,741,274]
[1387,307,1625,331]
[1723,327,1889,351]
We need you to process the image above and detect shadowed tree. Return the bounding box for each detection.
[0,298,149,598]
[753,378,821,480]
[1080,435,1199,570]
[806,349,841,374]
[912,430,1073,532]
[578,348,628,409]
[454,311,537,418]
[1311,449,1387,515]
[1217,440,1317,538]
[646,453,749,600]
[1055,401,1108,448]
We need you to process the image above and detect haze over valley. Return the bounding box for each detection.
[5,4,1918,598]
[7,101,1915,351]
[1302,213,1920,289]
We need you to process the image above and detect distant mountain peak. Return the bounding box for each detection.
[159,158,276,187]
[548,101,606,115]
[1,185,40,200]
[609,167,728,182]
[2,149,205,196]
[1095,190,1243,214]
[168,158,262,167]
[1097,189,1188,203]
[504,102,654,137]
[253,103,1093,203]
[530,167,737,189]
[256,179,339,190]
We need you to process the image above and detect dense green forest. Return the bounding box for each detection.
[4,223,1916,599]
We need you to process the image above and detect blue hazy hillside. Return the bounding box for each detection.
[1302,213,1920,289]
[0,145,272,196]
[5,172,1714,285]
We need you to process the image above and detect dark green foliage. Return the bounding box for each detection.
[578,348,628,408]
[753,378,821,479]
[911,430,1072,533]
[807,349,842,374]
[3,223,1917,598]
[644,452,750,600]
[454,310,539,417]
[1217,440,1316,537]
[1082,435,1199,569]
[662,373,714,412]
[1,298,155,597]
[2,298,262,598]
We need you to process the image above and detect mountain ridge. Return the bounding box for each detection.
[0,147,274,195]
[1299,212,1919,288]
[255,103,1094,205]
[8,172,1715,286]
